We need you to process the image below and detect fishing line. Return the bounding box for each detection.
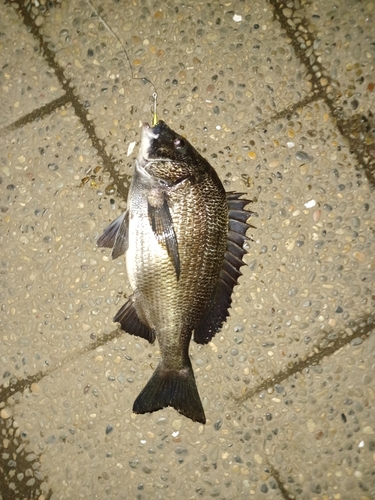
[86,0,159,126]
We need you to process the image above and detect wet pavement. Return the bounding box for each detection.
[1,0,375,499]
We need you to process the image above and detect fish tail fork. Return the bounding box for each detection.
[133,361,206,424]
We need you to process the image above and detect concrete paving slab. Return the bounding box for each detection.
[209,99,375,400]
[38,0,313,165]
[269,0,375,187]
[0,3,65,129]
[1,0,375,499]
[247,331,375,500]
[10,337,287,499]
[0,107,119,382]
[302,0,375,118]
[2,95,374,500]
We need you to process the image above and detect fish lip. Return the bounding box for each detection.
[137,122,160,167]
[142,122,159,139]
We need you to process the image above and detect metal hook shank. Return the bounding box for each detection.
[152,92,158,126]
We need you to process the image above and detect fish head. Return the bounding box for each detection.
[136,120,221,186]
[137,120,208,182]
[137,120,189,164]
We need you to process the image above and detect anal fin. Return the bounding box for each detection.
[114,297,155,344]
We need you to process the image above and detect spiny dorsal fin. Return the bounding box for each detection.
[194,192,255,344]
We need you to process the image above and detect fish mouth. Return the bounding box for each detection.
[142,122,160,140]
[137,122,165,169]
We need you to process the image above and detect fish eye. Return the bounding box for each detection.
[173,138,185,149]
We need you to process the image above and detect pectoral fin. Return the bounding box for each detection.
[148,197,180,280]
[97,210,129,260]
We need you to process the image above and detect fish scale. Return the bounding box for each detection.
[97,120,254,424]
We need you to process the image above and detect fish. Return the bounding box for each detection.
[97,120,253,424]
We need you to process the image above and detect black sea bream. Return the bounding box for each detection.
[97,120,253,424]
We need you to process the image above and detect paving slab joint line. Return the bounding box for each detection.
[0,327,125,403]
[233,314,375,405]
[245,92,324,135]
[266,461,296,500]
[8,0,129,200]
[0,326,125,499]
[0,94,72,136]
[0,413,53,500]
[268,0,375,188]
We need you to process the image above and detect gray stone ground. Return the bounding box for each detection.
[1,0,375,499]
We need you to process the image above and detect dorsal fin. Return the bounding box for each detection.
[193,192,256,344]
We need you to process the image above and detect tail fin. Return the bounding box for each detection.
[133,361,206,424]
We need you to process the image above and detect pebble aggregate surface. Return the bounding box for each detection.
[0,5,65,129]
[0,0,374,499]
